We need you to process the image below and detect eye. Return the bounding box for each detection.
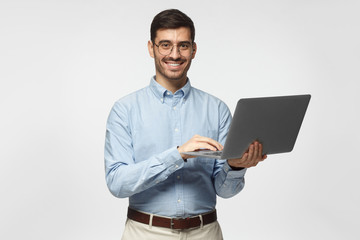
[160,43,171,49]
[179,43,190,50]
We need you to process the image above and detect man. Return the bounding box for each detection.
[104,9,267,240]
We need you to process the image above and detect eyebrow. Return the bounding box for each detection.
[158,40,192,45]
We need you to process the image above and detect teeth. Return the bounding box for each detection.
[168,63,180,66]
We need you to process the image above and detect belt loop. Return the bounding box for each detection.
[149,214,153,229]
[199,214,204,229]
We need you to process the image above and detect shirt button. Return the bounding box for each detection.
[173,106,176,110]
[175,128,179,132]
[167,92,170,95]
[175,165,179,168]
[177,176,180,179]
[177,199,181,203]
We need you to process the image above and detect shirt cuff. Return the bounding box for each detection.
[222,161,247,178]
[161,146,185,170]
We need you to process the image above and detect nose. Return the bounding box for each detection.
[169,45,181,58]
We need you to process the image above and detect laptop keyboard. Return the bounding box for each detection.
[200,151,223,156]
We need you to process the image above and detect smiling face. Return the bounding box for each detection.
[148,27,197,92]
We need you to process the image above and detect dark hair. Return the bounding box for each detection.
[150,9,195,43]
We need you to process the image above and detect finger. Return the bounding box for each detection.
[249,143,261,166]
[196,142,218,151]
[196,136,223,151]
[219,143,224,150]
[180,140,216,153]
[258,143,263,158]
[247,144,254,161]
[253,142,259,159]
[240,153,249,166]
[203,138,223,151]
[242,151,254,167]
[258,143,262,158]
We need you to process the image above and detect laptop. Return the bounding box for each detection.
[181,94,311,159]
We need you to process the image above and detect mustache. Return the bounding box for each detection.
[162,57,186,62]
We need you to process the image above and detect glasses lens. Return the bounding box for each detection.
[157,42,192,57]
[158,42,172,55]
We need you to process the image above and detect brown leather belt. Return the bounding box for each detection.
[127,208,217,230]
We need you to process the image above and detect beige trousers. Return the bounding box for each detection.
[121,218,223,240]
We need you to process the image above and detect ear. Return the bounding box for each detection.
[191,42,197,59]
[148,40,155,58]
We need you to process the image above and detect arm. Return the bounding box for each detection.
[104,102,184,198]
[213,102,266,198]
[214,143,267,198]
[213,103,247,198]
[177,102,248,198]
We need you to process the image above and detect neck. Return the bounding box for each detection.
[155,74,188,93]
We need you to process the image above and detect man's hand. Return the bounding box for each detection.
[177,135,223,159]
[227,141,267,169]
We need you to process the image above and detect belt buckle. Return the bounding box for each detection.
[170,218,175,229]
[171,217,192,230]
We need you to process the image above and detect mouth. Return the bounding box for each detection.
[167,63,181,67]
[163,58,185,70]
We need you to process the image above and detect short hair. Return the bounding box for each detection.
[150,9,195,43]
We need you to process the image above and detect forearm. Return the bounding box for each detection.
[105,146,184,198]
[214,161,247,198]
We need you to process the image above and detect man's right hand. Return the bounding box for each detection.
[177,135,223,160]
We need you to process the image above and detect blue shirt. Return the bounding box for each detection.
[104,77,247,218]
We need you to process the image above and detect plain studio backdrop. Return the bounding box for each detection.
[1,0,359,239]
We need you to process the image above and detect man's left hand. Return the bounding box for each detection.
[227,141,267,169]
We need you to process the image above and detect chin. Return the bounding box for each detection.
[166,73,187,82]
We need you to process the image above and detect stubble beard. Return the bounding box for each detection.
[154,56,192,82]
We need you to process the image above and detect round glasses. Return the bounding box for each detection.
[154,41,193,57]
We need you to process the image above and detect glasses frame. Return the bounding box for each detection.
[153,41,194,57]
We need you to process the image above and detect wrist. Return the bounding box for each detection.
[177,146,187,162]
[227,160,245,170]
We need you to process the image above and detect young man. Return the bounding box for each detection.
[104,9,267,240]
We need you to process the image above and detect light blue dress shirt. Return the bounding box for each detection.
[105,77,247,218]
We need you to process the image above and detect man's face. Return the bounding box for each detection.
[148,27,197,84]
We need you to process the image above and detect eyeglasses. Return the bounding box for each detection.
[153,41,193,57]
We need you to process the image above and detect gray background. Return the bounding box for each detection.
[1,0,359,239]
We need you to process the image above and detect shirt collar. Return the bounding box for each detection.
[149,76,192,102]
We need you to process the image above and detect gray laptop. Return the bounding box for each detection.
[181,94,311,159]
